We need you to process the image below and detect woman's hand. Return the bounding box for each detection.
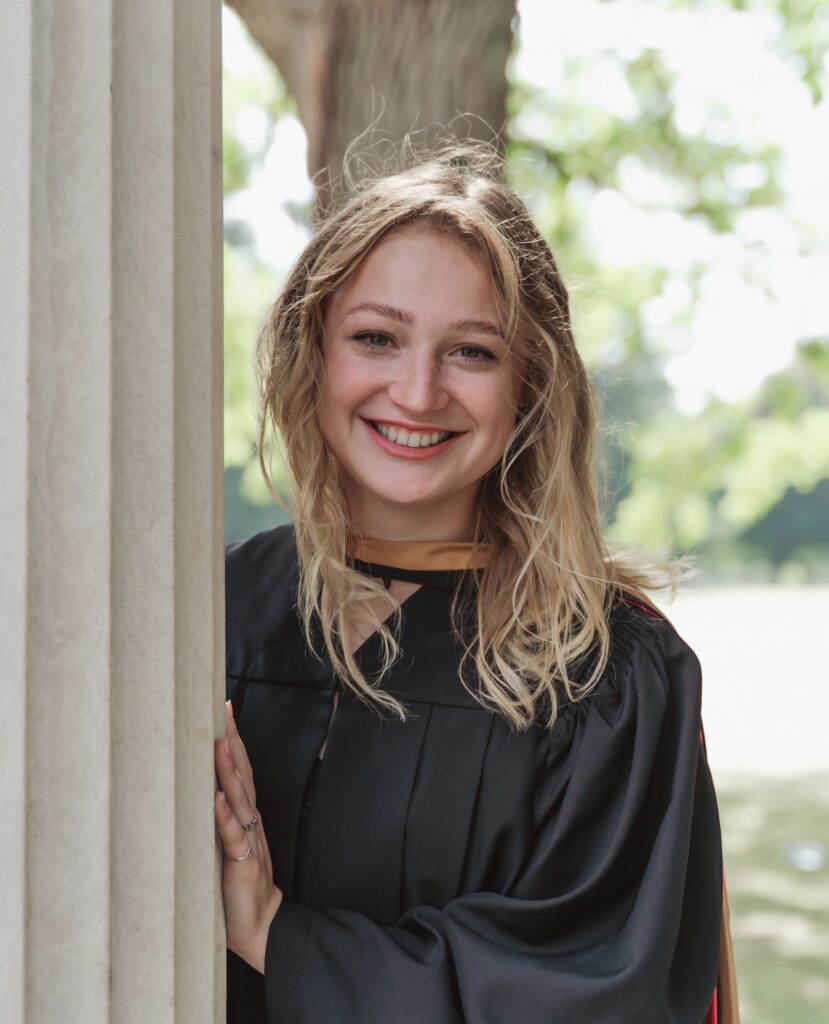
[215,699,283,975]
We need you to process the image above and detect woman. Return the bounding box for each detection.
[215,141,738,1023]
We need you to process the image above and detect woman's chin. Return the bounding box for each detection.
[366,487,444,508]
[349,474,451,510]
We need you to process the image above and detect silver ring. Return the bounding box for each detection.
[242,813,259,833]
[226,844,253,862]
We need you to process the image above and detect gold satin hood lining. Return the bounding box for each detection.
[349,538,493,571]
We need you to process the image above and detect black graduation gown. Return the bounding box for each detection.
[225,524,723,1023]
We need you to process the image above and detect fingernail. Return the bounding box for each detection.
[223,738,230,756]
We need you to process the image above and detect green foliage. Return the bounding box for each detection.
[224,242,294,507]
[223,242,270,468]
[504,0,828,574]
[510,51,784,235]
[656,0,829,101]
[607,346,829,551]
[223,17,305,520]
[223,38,294,197]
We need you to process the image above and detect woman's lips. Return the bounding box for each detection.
[362,418,464,459]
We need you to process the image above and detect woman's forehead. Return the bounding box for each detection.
[326,225,499,327]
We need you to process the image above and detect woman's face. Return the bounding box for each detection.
[318,223,522,540]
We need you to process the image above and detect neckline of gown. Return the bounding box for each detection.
[347,536,493,591]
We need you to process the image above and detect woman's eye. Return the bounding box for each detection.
[354,331,393,350]
[458,345,495,363]
[352,334,495,363]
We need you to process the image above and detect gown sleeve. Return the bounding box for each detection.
[262,605,723,1024]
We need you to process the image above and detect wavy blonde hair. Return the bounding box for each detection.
[254,136,691,732]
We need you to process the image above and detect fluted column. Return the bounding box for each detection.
[0,2,224,1021]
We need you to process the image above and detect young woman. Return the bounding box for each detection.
[215,142,739,1023]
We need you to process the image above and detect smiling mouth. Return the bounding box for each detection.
[367,419,462,449]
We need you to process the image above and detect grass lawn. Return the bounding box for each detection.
[718,774,829,1023]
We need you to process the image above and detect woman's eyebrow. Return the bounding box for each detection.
[343,301,414,325]
[450,318,501,337]
[342,301,500,336]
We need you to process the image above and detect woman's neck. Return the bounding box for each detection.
[343,482,480,544]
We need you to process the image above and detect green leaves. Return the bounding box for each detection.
[606,344,829,552]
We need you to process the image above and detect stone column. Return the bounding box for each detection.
[0,2,224,1022]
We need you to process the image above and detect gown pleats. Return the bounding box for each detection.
[225,524,733,1023]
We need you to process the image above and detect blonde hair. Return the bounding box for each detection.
[255,136,692,732]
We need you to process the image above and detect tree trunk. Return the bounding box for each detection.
[226,0,517,210]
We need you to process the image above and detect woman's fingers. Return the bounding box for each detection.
[216,780,283,974]
[215,738,258,835]
[214,790,254,862]
[226,701,256,806]
[214,721,281,974]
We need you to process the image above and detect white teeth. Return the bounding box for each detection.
[373,422,452,448]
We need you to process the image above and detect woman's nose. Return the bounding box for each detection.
[386,350,449,412]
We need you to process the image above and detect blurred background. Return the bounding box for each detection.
[221,1,829,1018]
